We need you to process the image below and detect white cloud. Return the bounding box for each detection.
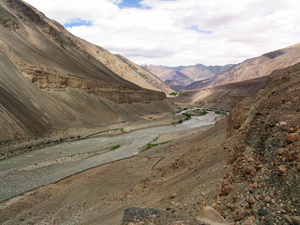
[24,0,300,66]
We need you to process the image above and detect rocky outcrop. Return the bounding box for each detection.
[19,64,166,104]
[0,16,19,31]
[219,62,300,224]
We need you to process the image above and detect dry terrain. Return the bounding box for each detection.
[1,63,300,224]
[173,76,269,111]
[0,0,177,158]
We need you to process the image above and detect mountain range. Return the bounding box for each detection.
[143,43,300,94]
[141,64,235,91]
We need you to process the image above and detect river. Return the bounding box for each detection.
[0,109,222,202]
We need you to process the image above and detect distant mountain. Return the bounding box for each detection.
[174,43,300,110]
[141,63,235,90]
[186,43,300,90]
[159,70,194,91]
[115,54,174,94]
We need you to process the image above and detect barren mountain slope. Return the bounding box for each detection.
[160,70,194,91]
[173,76,269,110]
[194,43,300,89]
[115,54,175,94]
[2,62,299,225]
[180,63,235,81]
[142,64,235,89]
[141,65,174,78]
[55,24,172,94]
[0,0,177,155]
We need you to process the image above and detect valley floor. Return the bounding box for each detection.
[0,117,231,224]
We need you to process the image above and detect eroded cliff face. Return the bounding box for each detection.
[18,64,166,104]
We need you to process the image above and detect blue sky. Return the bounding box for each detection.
[186,25,213,34]
[25,0,300,67]
[117,0,148,9]
[64,19,92,28]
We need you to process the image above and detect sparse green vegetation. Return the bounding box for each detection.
[169,91,182,96]
[215,110,227,115]
[140,140,173,153]
[120,128,124,132]
[109,145,120,151]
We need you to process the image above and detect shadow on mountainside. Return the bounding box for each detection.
[1,63,300,224]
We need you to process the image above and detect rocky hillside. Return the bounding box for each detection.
[173,76,269,110]
[186,43,300,90]
[217,61,300,224]
[115,54,174,94]
[0,0,177,154]
[142,64,234,90]
[2,62,299,225]
[161,70,194,91]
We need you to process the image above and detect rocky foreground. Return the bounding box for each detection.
[1,63,300,224]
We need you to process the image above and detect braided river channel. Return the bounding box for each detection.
[0,109,224,202]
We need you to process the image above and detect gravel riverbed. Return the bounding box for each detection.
[0,110,221,202]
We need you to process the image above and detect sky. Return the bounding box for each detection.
[25,0,300,67]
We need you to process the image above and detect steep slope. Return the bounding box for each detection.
[56,23,171,94]
[141,65,174,79]
[115,54,175,94]
[160,70,194,91]
[3,63,299,225]
[180,63,235,81]
[188,43,300,90]
[142,64,235,89]
[0,0,177,154]
[173,76,269,110]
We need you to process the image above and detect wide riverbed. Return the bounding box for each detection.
[0,110,222,202]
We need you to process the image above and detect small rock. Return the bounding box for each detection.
[20,218,25,221]
[263,196,271,203]
[233,214,244,221]
[254,194,260,201]
[213,205,224,216]
[252,183,258,188]
[280,121,287,126]
[245,209,252,215]
[169,193,177,199]
[278,148,286,155]
[286,133,298,144]
[247,157,255,162]
[221,185,234,196]
[248,196,256,204]
[244,216,255,225]
[297,164,300,171]
[257,209,267,216]
[290,216,300,224]
[279,165,287,173]
[196,206,229,225]
[287,152,294,161]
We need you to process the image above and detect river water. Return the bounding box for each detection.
[0,110,222,202]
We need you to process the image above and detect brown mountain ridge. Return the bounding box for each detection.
[0,0,177,157]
